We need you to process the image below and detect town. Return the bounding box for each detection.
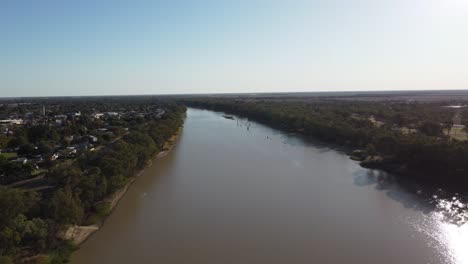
[0,97,186,262]
[0,97,166,189]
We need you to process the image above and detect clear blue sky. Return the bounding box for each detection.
[1,0,468,97]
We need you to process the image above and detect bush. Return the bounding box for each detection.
[94,202,111,218]
[48,240,76,264]
[29,255,51,264]
[0,256,13,264]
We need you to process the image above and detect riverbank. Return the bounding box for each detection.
[185,100,468,192]
[71,108,461,264]
[63,126,184,245]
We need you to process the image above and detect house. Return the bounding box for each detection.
[0,119,24,125]
[13,157,28,164]
[92,113,104,119]
[105,112,119,117]
[30,156,45,165]
[66,146,77,154]
[54,114,67,120]
[89,135,98,143]
[59,147,77,158]
[74,143,90,151]
[51,153,59,160]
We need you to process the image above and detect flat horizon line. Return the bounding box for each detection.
[2,88,468,100]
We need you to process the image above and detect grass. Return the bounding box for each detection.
[444,127,468,141]
[0,152,17,159]
[31,169,46,176]
[399,127,417,134]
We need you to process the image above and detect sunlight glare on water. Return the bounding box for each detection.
[438,221,468,264]
[414,196,468,264]
[436,196,468,264]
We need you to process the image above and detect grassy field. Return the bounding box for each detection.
[31,169,46,176]
[0,152,17,159]
[399,127,417,134]
[444,127,468,141]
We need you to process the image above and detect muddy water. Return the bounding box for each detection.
[72,108,468,264]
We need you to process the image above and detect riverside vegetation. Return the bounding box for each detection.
[0,97,186,263]
[186,97,468,190]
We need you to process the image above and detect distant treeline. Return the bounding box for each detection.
[185,98,468,190]
[0,101,186,263]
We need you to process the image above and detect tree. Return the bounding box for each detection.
[7,135,27,149]
[47,187,83,225]
[418,121,443,137]
[0,135,9,149]
[444,118,454,136]
[0,156,7,167]
[0,256,13,264]
[0,187,40,255]
[0,187,39,228]
[48,166,82,188]
[76,172,107,209]
[37,141,52,156]
[17,143,35,156]
[107,174,127,194]
[392,113,406,127]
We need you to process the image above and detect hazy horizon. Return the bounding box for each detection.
[2,0,468,97]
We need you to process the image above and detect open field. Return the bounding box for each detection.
[0,152,17,159]
[444,126,468,141]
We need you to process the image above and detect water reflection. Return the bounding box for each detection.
[353,169,468,264]
[73,109,468,264]
[437,219,468,264]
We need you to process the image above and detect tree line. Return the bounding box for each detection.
[0,100,186,263]
[185,98,468,190]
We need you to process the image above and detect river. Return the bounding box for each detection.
[72,108,468,264]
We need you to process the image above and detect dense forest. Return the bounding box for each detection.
[0,98,186,263]
[185,98,468,190]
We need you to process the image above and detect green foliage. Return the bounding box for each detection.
[0,162,35,185]
[0,187,40,255]
[0,187,39,228]
[7,135,27,149]
[37,141,53,156]
[28,125,60,144]
[84,202,112,225]
[30,255,51,264]
[0,135,9,149]
[94,202,111,217]
[48,240,76,264]
[0,256,13,264]
[0,156,7,167]
[47,187,84,225]
[186,98,468,188]
[17,143,35,156]
[76,171,107,210]
[0,99,186,260]
[418,121,443,137]
[124,131,157,167]
[48,166,82,188]
[107,174,127,194]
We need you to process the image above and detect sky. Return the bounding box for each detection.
[1,0,468,97]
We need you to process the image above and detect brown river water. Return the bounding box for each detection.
[72,108,468,264]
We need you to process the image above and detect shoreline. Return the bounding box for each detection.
[191,106,464,193]
[63,126,183,245]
